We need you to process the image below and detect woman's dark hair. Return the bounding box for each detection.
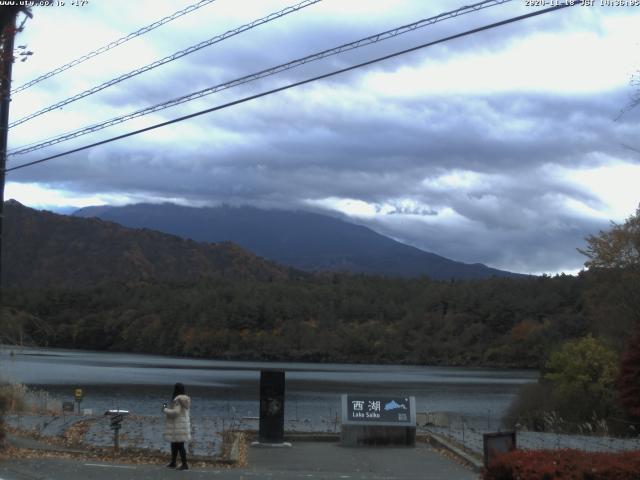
[172,382,186,399]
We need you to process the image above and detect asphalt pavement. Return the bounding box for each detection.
[0,441,478,480]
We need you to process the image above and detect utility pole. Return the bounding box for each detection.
[0,7,25,305]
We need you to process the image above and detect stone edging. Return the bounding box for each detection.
[418,432,483,472]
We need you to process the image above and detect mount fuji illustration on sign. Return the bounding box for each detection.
[384,400,408,411]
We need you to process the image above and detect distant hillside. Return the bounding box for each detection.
[74,203,521,280]
[2,200,293,288]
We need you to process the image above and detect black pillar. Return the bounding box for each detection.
[259,370,285,443]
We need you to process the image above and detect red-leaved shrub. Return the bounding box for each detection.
[482,449,640,480]
[618,331,640,418]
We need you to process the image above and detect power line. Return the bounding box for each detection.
[4,2,579,174]
[12,0,218,94]
[9,0,321,129]
[8,0,512,158]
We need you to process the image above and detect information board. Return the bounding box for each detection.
[341,395,415,426]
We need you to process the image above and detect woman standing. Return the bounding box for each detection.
[163,382,191,470]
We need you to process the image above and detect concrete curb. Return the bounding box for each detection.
[242,430,340,443]
[420,432,483,472]
[285,432,339,442]
[251,441,292,448]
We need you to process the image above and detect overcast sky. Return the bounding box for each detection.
[5,0,640,275]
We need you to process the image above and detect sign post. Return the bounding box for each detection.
[105,409,129,454]
[74,388,83,414]
[62,401,74,420]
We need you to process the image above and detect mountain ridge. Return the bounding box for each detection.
[74,202,522,280]
[2,200,294,288]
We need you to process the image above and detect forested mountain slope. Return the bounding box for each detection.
[2,200,293,288]
[4,200,635,369]
[75,203,521,280]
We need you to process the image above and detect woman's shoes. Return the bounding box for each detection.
[166,463,176,468]
[178,464,189,470]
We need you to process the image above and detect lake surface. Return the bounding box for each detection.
[0,345,537,429]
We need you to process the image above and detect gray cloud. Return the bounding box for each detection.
[7,1,640,274]
[81,0,597,112]
[12,87,638,274]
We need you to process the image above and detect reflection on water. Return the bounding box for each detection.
[0,345,537,425]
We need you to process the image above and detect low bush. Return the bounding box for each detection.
[0,382,28,413]
[503,382,555,431]
[482,449,640,480]
[505,336,624,434]
[0,390,5,447]
[0,380,61,416]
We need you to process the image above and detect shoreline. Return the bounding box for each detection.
[0,344,542,371]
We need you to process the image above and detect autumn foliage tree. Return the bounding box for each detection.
[579,204,640,269]
[578,205,640,423]
[578,204,640,348]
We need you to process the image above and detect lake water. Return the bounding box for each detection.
[0,345,537,429]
